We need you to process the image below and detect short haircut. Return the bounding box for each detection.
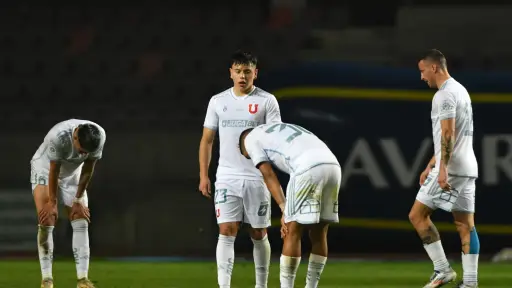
[77,123,101,153]
[231,50,257,67]
[420,49,447,69]
[239,128,254,153]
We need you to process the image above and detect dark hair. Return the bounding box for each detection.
[77,124,101,153]
[231,50,257,67]
[420,49,447,69]
[239,128,254,153]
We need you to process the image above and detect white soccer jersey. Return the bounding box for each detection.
[30,119,106,181]
[204,87,281,180]
[244,123,339,175]
[431,78,478,177]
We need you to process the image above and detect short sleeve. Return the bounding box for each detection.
[88,126,106,160]
[203,98,219,130]
[47,134,69,161]
[245,133,269,167]
[434,91,456,120]
[265,95,282,124]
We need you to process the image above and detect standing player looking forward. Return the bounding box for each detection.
[409,49,479,288]
[31,119,106,288]
[239,122,341,288]
[198,50,282,288]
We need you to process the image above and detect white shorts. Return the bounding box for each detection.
[31,169,88,208]
[416,171,476,213]
[214,178,271,228]
[284,164,341,225]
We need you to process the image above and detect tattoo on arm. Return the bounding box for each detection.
[420,224,441,245]
[440,135,454,166]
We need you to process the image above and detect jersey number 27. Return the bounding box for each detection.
[265,123,312,143]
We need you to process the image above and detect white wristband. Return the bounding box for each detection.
[279,203,285,212]
[73,196,83,204]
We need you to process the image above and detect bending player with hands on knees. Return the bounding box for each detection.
[239,122,342,288]
[31,119,106,288]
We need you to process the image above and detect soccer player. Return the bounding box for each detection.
[198,50,281,288]
[409,49,479,288]
[239,123,341,288]
[31,119,106,288]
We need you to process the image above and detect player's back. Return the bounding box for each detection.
[249,123,339,175]
[433,78,478,177]
[205,87,281,180]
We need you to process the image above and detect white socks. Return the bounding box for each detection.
[424,240,450,271]
[252,235,271,288]
[71,219,90,280]
[217,235,235,288]
[306,254,327,288]
[37,225,54,280]
[279,255,301,288]
[462,253,479,284]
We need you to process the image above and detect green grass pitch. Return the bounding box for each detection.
[1,260,511,287]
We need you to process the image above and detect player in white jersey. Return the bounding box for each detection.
[409,50,479,288]
[239,123,341,288]
[198,51,281,288]
[31,119,106,288]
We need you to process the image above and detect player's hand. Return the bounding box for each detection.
[419,166,432,186]
[70,201,90,223]
[438,166,451,191]
[39,200,58,223]
[280,214,288,239]
[199,177,211,198]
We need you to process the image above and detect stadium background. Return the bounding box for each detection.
[1,0,511,276]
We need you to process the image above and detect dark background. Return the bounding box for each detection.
[1,1,511,260]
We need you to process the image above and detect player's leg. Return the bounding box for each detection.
[305,164,341,288]
[281,221,304,288]
[33,184,56,287]
[214,181,244,288]
[410,172,455,287]
[280,172,318,288]
[60,178,95,288]
[306,222,329,288]
[452,178,478,287]
[243,180,271,288]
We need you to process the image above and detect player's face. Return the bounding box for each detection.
[72,130,89,155]
[230,63,258,91]
[418,60,437,88]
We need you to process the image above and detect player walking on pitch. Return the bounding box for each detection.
[31,119,106,288]
[198,51,281,288]
[409,49,479,288]
[239,122,341,288]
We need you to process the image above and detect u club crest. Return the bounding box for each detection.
[248,104,258,114]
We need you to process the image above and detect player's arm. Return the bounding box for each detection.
[48,161,61,202]
[47,138,65,202]
[427,155,436,169]
[436,91,457,168]
[258,162,286,212]
[75,159,97,199]
[199,128,216,179]
[265,95,282,123]
[199,97,218,179]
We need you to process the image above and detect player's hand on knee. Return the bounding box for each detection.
[199,177,211,198]
[280,215,288,238]
[71,202,91,223]
[38,200,58,224]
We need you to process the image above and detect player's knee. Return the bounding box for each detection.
[39,217,56,227]
[219,222,239,236]
[408,208,429,226]
[249,227,266,240]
